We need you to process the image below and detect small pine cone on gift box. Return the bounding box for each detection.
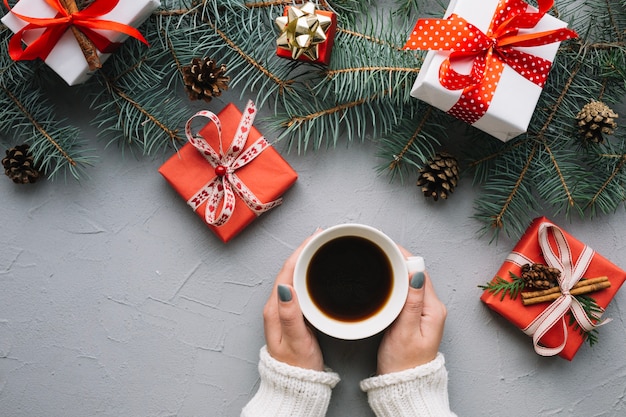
[575,100,618,144]
[521,263,561,290]
[417,152,460,201]
[182,57,230,102]
[2,144,41,184]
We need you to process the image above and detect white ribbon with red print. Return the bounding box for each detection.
[184,100,282,227]
[508,221,610,356]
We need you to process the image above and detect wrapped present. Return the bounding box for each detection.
[480,217,626,360]
[2,0,159,86]
[404,0,577,141]
[159,101,298,243]
[275,1,337,65]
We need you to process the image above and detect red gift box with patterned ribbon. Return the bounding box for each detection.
[159,101,298,243]
[480,217,626,360]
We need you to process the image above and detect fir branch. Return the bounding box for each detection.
[242,0,370,19]
[494,143,537,232]
[107,79,183,145]
[386,106,433,172]
[205,17,294,96]
[1,85,76,167]
[569,294,605,346]
[325,66,420,77]
[479,272,527,301]
[585,153,626,214]
[245,0,294,7]
[278,91,380,151]
[540,142,576,208]
[377,104,444,163]
[604,0,624,42]
[375,104,447,184]
[2,0,626,236]
[337,27,406,51]
[281,99,373,129]
[0,82,94,179]
[91,73,186,155]
[467,138,530,170]
[535,59,583,139]
[161,27,185,83]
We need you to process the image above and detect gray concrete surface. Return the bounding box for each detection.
[1,88,626,417]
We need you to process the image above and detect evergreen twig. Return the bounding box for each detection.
[480,274,606,346]
[0,0,626,239]
[479,272,527,301]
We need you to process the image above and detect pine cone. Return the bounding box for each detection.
[2,144,41,184]
[417,152,460,201]
[575,100,618,144]
[182,57,230,102]
[521,263,560,290]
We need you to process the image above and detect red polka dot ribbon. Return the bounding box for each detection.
[404,0,577,125]
[184,101,283,227]
[3,0,149,63]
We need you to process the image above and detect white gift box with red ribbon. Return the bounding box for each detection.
[2,0,160,85]
[408,0,572,142]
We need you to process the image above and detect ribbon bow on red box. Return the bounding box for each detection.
[404,0,577,124]
[184,100,283,227]
[3,0,149,63]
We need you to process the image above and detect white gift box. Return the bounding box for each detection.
[410,0,569,142]
[2,0,161,86]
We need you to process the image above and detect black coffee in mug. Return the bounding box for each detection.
[306,235,393,322]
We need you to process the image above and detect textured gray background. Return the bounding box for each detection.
[1,79,626,417]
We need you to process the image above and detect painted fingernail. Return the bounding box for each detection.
[277,284,293,302]
[410,271,425,289]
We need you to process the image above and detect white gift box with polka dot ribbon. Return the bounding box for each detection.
[409,0,569,142]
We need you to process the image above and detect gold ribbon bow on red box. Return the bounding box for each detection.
[184,100,283,227]
[404,0,577,124]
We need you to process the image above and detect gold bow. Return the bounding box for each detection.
[275,2,332,61]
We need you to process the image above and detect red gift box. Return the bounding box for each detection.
[275,6,337,65]
[480,217,626,360]
[159,101,298,243]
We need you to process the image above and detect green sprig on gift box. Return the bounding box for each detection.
[1,0,626,240]
[479,272,527,302]
[479,272,604,346]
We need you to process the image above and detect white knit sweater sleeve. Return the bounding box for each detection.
[241,346,341,417]
[359,353,456,417]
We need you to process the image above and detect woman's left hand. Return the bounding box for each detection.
[262,233,325,371]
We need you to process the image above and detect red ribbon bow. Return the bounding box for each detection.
[404,0,577,125]
[4,0,149,62]
[184,101,283,227]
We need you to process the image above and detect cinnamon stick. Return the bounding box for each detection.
[521,276,611,306]
[521,276,609,299]
[59,0,102,71]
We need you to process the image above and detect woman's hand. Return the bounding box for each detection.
[376,248,447,375]
[262,233,325,371]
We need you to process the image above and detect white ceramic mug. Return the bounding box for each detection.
[293,223,425,340]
